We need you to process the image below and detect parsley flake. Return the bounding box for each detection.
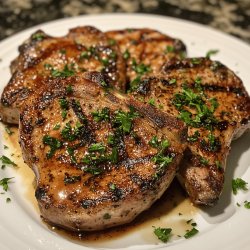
[123,49,130,60]
[43,135,62,159]
[153,227,172,243]
[184,227,199,239]
[103,213,111,219]
[0,177,14,192]
[5,126,14,135]
[113,108,139,134]
[0,155,17,167]
[232,178,248,195]
[206,49,219,58]
[244,201,250,209]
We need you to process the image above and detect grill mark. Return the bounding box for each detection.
[113,130,127,161]
[130,173,157,191]
[70,99,88,124]
[162,59,203,72]
[202,84,245,96]
[22,42,78,69]
[1,86,31,106]
[70,99,95,145]
[162,58,225,73]
[129,98,184,130]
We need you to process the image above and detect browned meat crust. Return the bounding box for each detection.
[130,57,250,205]
[19,72,187,231]
[0,26,126,124]
[106,28,186,90]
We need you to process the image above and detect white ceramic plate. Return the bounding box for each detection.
[0,14,250,250]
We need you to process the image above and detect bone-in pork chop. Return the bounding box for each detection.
[130,57,250,205]
[0,26,126,124]
[106,28,186,90]
[19,72,187,231]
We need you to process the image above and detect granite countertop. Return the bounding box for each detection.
[0,0,249,43]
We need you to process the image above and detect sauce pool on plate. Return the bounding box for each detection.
[2,125,198,245]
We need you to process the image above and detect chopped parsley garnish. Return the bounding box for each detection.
[59,98,68,109]
[53,124,61,130]
[149,135,160,148]
[194,76,202,85]
[108,39,116,46]
[123,49,130,60]
[0,155,17,167]
[6,197,11,203]
[59,98,69,120]
[210,61,222,71]
[132,58,151,75]
[244,201,250,209]
[51,64,75,77]
[92,107,110,122]
[107,134,115,145]
[232,178,248,195]
[149,136,170,152]
[153,227,172,243]
[109,146,119,164]
[165,45,175,53]
[88,143,106,153]
[187,131,200,142]
[100,80,108,87]
[184,227,199,239]
[67,147,77,164]
[173,85,219,130]
[82,164,103,175]
[5,126,14,135]
[129,76,141,90]
[129,58,151,90]
[109,183,116,191]
[80,51,90,59]
[169,78,177,84]
[66,84,73,94]
[3,145,8,149]
[149,136,172,178]
[64,174,81,184]
[153,154,172,169]
[113,108,139,134]
[215,160,222,170]
[32,33,45,41]
[191,58,201,65]
[101,57,109,66]
[148,98,156,106]
[42,135,62,159]
[200,156,209,165]
[61,122,84,141]
[206,49,219,58]
[0,177,14,192]
[201,133,221,152]
[103,213,111,219]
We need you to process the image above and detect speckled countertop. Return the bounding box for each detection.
[0,0,249,43]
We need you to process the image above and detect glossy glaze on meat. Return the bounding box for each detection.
[131,57,250,205]
[19,72,187,231]
[0,26,126,124]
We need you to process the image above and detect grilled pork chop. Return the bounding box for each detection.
[0,26,126,124]
[106,28,186,90]
[19,72,187,231]
[131,57,250,205]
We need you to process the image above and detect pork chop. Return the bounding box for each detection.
[130,57,250,205]
[106,28,186,90]
[19,72,187,231]
[0,26,126,124]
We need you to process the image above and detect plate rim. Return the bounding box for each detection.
[0,13,250,250]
